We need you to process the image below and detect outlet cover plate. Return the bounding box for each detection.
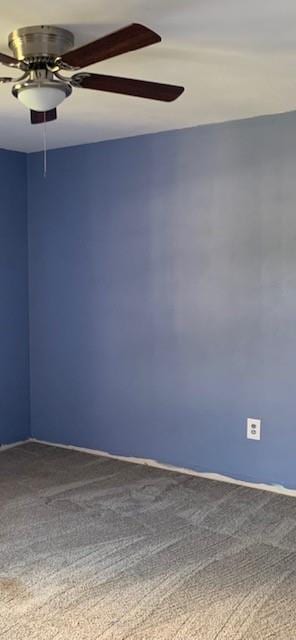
[247,418,261,441]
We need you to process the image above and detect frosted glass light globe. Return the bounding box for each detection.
[17,85,67,111]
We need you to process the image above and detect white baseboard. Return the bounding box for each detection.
[30,437,296,498]
[0,439,29,452]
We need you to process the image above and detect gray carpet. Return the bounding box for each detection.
[1,443,296,639]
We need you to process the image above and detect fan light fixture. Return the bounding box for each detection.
[13,79,72,112]
[17,84,67,111]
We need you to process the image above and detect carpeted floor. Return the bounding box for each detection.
[1,443,296,639]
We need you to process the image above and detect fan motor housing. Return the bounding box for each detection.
[8,25,74,61]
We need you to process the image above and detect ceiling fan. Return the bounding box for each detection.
[0,24,184,124]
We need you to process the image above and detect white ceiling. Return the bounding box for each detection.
[1,1,296,152]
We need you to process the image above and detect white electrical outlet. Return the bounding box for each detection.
[247,418,261,440]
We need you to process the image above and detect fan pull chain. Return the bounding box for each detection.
[43,114,47,178]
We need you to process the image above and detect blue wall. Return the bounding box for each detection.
[27,112,296,488]
[0,149,30,445]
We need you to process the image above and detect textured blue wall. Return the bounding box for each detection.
[27,112,296,487]
[0,149,30,444]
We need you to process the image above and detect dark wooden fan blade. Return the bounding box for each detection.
[0,52,20,68]
[72,73,184,102]
[61,23,161,69]
[30,109,57,125]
